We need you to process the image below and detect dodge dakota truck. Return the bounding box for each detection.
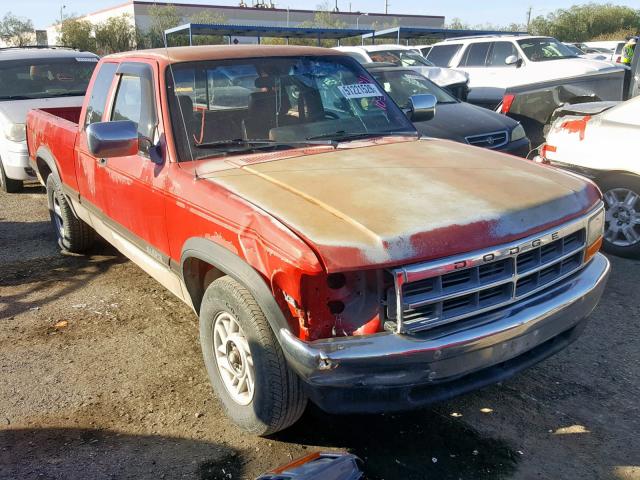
[27,45,610,435]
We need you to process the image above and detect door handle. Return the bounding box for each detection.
[97,158,108,167]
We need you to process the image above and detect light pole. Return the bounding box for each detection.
[356,12,368,29]
[60,4,66,24]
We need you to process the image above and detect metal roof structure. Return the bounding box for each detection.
[164,23,374,46]
[363,26,529,44]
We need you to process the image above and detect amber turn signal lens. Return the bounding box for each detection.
[585,237,603,263]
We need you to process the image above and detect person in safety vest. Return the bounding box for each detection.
[621,37,637,66]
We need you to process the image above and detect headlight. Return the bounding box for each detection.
[510,123,526,142]
[4,123,26,142]
[586,207,605,262]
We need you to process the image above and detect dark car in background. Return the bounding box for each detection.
[366,63,531,156]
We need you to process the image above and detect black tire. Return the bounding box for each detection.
[0,158,23,193]
[199,276,307,435]
[46,174,95,253]
[599,175,640,259]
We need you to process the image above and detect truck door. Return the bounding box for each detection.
[76,61,118,210]
[98,60,171,260]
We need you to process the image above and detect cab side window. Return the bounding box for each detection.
[488,42,519,67]
[110,66,157,154]
[84,62,118,128]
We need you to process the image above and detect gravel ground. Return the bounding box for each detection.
[1,184,639,480]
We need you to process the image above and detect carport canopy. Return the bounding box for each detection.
[164,23,375,46]
[363,26,529,45]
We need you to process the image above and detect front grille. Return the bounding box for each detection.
[465,130,509,150]
[387,222,590,334]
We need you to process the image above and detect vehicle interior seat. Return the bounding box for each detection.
[242,76,294,139]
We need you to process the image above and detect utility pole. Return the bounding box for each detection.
[526,6,532,31]
[385,0,389,14]
[60,4,66,24]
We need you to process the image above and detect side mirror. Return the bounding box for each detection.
[505,55,522,67]
[86,120,139,158]
[408,94,436,122]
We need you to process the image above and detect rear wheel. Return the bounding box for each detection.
[600,175,640,258]
[199,276,307,435]
[0,158,23,193]
[46,174,95,253]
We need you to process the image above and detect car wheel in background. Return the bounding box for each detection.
[0,158,23,193]
[45,174,95,253]
[600,175,640,258]
[199,276,307,435]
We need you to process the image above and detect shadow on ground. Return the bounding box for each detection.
[0,239,128,320]
[275,404,518,479]
[0,427,242,480]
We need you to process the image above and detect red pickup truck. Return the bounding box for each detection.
[27,45,610,435]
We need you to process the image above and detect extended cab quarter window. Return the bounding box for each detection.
[84,62,118,127]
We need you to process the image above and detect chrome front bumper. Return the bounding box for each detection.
[280,253,609,411]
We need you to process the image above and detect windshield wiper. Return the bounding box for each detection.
[307,130,418,141]
[194,138,337,149]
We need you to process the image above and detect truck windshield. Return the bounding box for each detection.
[0,57,97,101]
[167,55,416,160]
[517,38,578,62]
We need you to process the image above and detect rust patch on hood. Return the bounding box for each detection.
[207,139,600,271]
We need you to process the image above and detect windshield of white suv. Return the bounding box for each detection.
[370,69,457,107]
[0,57,98,101]
[368,50,433,67]
[167,55,417,161]
[517,38,578,62]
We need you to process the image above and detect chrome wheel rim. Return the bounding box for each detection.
[52,194,65,239]
[604,188,640,247]
[213,311,254,406]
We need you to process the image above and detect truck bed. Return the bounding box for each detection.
[26,106,82,191]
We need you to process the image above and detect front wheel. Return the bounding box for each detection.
[199,276,307,435]
[600,175,640,258]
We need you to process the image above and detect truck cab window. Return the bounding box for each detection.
[84,62,118,128]
[111,73,157,151]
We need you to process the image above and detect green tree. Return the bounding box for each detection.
[94,14,135,54]
[59,17,96,52]
[143,4,183,48]
[528,3,640,42]
[0,12,35,47]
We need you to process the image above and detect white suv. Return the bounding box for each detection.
[0,47,98,192]
[334,44,469,100]
[426,35,622,107]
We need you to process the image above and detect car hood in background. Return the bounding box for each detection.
[208,139,599,271]
[0,96,85,124]
[413,101,518,142]
[410,66,469,87]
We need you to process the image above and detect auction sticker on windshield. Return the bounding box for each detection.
[338,83,383,99]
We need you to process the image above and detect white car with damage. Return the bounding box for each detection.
[0,47,98,192]
[538,96,640,257]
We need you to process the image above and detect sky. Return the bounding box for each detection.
[7,0,640,29]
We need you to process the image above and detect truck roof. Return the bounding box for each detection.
[106,45,344,64]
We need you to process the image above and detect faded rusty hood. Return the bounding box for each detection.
[208,139,600,272]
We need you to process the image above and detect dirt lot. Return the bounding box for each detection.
[1,184,639,480]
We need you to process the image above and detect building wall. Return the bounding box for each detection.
[131,1,444,32]
[45,1,444,47]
